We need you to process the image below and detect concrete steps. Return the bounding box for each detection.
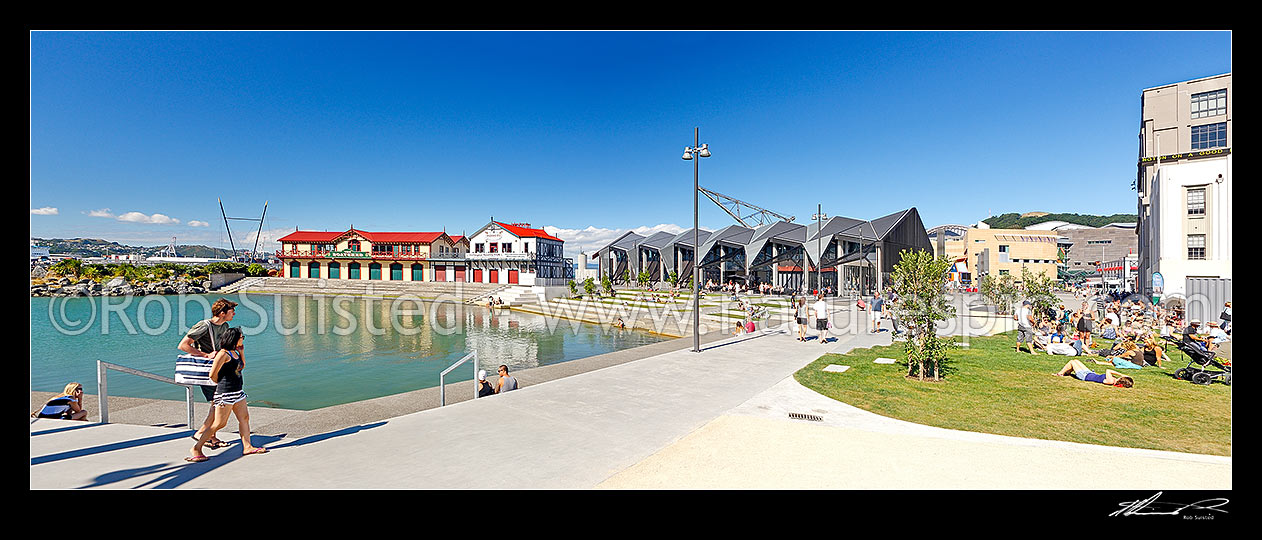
[238,277,507,300]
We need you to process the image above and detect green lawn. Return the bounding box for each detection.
[794,330,1232,456]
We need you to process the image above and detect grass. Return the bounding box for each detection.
[794,330,1231,456]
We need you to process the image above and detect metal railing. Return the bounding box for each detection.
[97,360,196,428]
[438,351,478,407]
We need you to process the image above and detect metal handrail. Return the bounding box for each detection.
[97,360,196,428]
[438,351,478,407]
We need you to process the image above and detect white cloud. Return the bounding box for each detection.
[188,220,210,227]
[86,208,115,218]
[30,207,59,215]
[117,211,180,225]
[544,223,686,256]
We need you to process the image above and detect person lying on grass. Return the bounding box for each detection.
[1053,359,1134,388]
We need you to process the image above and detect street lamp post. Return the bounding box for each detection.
[683,128,711,353]
[813,205,826,297]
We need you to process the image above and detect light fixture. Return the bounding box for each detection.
[682,148,693,160]
[698,144,710,158]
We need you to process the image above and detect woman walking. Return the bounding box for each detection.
[795,298,809,342]
[188,328,266,462]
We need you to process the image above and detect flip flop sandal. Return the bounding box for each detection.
[184,455,210,463]
[242,448,268,455]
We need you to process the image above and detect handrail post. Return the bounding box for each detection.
[439,351,478,407]
[186,386,195,429]
[97,360,109,424]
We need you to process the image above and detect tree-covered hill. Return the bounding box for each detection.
[982,212,1137,229]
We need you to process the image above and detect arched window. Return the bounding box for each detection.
[290,261,300,278]
[390,263,403,281]
[328,261,340,279]
[348,240,361,252]
[308,262,320,279]
[348,262,361,280]
[369,262,381,280]
[412,263,423,281]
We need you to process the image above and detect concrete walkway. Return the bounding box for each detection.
[30,307,1231,489]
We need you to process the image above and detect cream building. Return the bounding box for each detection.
[1136,73,1232,299]
[964,228,1060,283]
[277,228,468,282]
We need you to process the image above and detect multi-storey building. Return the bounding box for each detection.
[1136,73,1232,299]
[276,228,468,282]
[465,221,572,287]
[964,227,1060,284]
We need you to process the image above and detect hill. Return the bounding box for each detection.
[32,237,245,259]
[982,212,1137,229]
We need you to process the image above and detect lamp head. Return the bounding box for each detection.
[698,144,710,158]
[682,147,693,160]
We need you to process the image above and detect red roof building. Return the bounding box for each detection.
[465,220,572,287]
[277,228,471,282]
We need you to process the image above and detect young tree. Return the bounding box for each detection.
[668,270,680,290]
[601,275,614,297]
[890,249,957,381]
[1020,267,1057,319]
[50,258,82,279]
[568,279,579,298]
[583,277,597,298]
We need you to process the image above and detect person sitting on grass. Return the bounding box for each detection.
[1053,359,1134,388]
[1092,340,1145,369]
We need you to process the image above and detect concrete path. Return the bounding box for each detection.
[30,305,1231,489]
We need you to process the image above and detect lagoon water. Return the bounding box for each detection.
[30,294,666,410]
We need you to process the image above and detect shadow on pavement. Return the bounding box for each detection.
[31,430,193,465]
[30,421,105,437]
[71,422,388,489]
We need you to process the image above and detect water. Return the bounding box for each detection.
[30,294,667,410]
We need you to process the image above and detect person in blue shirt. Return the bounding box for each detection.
[33,382,88,421]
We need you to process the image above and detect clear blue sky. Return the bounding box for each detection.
[30,31,1232,254]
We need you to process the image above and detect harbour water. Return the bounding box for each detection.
[30,294,667,410]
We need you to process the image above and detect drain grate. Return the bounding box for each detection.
[788,412,823,422]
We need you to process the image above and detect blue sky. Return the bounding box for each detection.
[30,31,1232,255]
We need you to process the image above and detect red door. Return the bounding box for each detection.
[436,266,446,281]
[473,269,483,283]
[489,269,498,284]
[508,270,519,284]
[455,266,466,282]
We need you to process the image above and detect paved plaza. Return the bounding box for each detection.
[30,302,1231,489]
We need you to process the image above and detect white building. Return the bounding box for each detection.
[1136,73,1232,300]
[465,221,572,287]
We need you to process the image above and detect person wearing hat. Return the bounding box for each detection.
[1219,301,1231,334]
[476,369,496,398]
[1182,319,1212,352]
[1206,321,1229,349]
[1015,300,1036,354]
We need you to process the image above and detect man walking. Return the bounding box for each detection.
[1016,300,1036,354]
[177,298,238,449]
[814,294,829,344]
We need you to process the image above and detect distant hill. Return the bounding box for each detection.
[32,237,247,259]
[982,212,1138,229]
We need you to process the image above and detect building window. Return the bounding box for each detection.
[1191,122,1227,150]
[1087,240,1112,245]
[489,243,498,253]
[1187,188,1206,216]
[502,243,513,253]
[1190,89,1227,119]
[1187,235,1206,260]
[998,270,1009,276]
[475,243,484,253]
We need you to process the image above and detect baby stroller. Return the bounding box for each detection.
[1163,336,1231,386]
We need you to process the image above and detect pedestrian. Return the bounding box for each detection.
[476,370,496,398]
[188,327,267,462]
[795,297,809,342]
[496,364,519,393]
[177,297,237,450]
[814,295,829,344]
[1219,301,1231,334]
[871,293,884,333]
[1016,300,1036,354]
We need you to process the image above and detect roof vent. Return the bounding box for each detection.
[511,223,532,228]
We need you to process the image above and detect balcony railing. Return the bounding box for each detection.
[277,249,453,261]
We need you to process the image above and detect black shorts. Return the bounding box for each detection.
[816,319,828,331]
[200,385,216,402]
[797,317,808,325]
